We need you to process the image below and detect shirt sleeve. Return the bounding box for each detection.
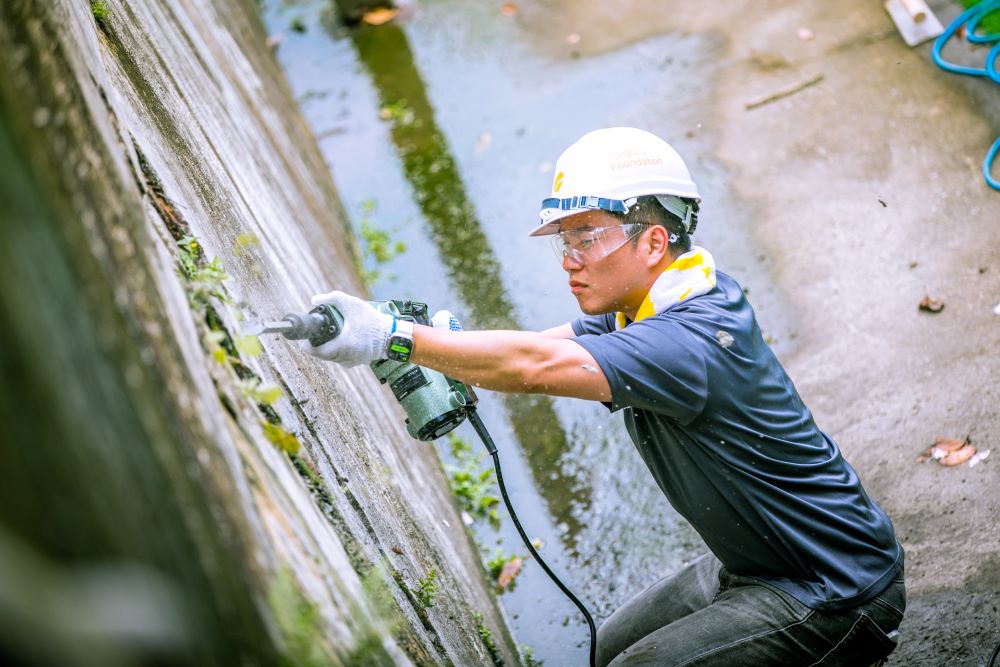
[571,316,708,424]
[571,313,615,336]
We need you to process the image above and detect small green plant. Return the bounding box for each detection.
[444,434,501,530]
[356,199,406,286]
[263,422,302,456]
[239,377,282,405]
[414,568,438,609]
[520,644,544,667]
[90,1,109,26]
[177,235,230,305]
[473,612,503,666]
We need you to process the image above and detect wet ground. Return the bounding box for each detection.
[264,1,1000,664]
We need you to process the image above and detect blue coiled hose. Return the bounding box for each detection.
[931,0,1000,190]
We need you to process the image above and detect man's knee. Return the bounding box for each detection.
[596,554,722,666]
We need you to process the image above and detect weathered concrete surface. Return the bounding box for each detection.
[0,0,518,664]
[524,1,1000,664]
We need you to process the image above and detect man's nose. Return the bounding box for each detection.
[561,250,584,271]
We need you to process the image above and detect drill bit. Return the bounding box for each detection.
[242,320,294,337]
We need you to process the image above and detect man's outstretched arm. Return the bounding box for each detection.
[411,325,610,402]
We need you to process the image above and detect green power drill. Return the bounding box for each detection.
[247,300,475,440]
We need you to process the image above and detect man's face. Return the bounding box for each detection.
[555,210,650,316]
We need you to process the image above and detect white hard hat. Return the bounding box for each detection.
[531,127,700,236]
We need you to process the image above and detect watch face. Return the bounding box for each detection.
[387,334,413,361]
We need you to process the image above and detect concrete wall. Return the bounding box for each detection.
[0,0,517,664]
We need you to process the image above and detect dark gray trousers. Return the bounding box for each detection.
[597,553,905,667]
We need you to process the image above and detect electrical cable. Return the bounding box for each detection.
[468,410,598,667]
[988,635,1000,667]
[931,0,1000,190]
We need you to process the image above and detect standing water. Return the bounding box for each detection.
[261,1,793,662]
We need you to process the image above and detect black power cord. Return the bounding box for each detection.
[468,410,598,667]
[988,636,1000,667]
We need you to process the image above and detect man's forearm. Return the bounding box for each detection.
[411,326,556,393]
[409,322,611,401]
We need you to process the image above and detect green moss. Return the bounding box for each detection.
[90,1,109,27]
[267,568,337,667]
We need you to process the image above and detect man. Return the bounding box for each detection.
[302,127,905,666]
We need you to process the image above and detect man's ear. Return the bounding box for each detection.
[644,225,671,267]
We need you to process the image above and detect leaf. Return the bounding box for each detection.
[932,436,966,452]
[362,7,399,25]
[242,378,282,405]
[496,557,523,591]
[939,444,977,466]
[918,295,944,313]
[234,334,263,358]
[263,422,301,456]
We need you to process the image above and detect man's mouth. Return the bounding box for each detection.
[569,280,586,295]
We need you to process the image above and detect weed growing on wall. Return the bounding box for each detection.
[414,568,438,609]
[356,198,406,287]
[444,433,501,530]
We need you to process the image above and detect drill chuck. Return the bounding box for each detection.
[256,305,343,347]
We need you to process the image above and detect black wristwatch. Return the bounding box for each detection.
[385,318,415,362]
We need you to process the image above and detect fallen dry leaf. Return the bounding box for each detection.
[362,7,399,25]
[918,435,973,464]
[940,444,977,466]
[496,557,523,590]
[918,295,944,313]
[500,2,518,16]
[933,436,966,452]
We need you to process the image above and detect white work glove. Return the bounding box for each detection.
[300,290,394,367]
[430,309,463,332]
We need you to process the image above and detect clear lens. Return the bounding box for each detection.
[550,223,648,265]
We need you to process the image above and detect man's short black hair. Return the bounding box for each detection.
[612,195,692,254]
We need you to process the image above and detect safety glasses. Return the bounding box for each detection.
[550,223,649,265]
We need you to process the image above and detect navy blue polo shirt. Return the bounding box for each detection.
[571,271,902,611]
